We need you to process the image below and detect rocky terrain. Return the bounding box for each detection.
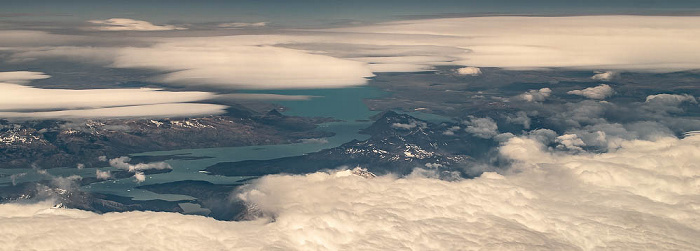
[0,175,184,214]
[0,110,334,169]
[137,180,248,221]
[3,111,495,220]
[206,111,499,179]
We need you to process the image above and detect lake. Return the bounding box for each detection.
[0,86,388,202]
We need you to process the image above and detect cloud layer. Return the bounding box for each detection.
[10,16,700,90]
[567,84,614,100]
[519,88,552,102]
[331,16,700,72]
[16,41,374,89]
[0,72,225,118]
[0,71,50,84]
[218,22,268,28]
[4,134,697,250]
[456,66,482,76]
[88,18,186,31]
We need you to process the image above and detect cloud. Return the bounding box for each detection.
[519,88,551,102]
[0,30,82,47]
[215,93,316,101]
[108,156,170,183]
[557,122,677,152]
[95,170,111,180]
[0,71,50,84]
[463,116,499,138]
[88,18,186,31]
[391,121,427,130]
[0,103,228,119]
[499,135,700,207]
[0,82,215,111]
[524,128,558,145]
[555,134,586,152]
[456,66,482,76]
[645,93,698,106]
[442,126,461,136]
[567,84,614,100]
[330,16,700,72]
[300,138,329,144]
[591,71,617,81]
[547,100,609,128]
[19,41,374,89]
[1,134,698,250]
[125,44,373,89]
[108,156,172,172]
[133,172,146,183]
[218,22,268,28]
[505,111,531,129]
[13,16,700,91]
[350,55,448,72]
[0,74,226,118]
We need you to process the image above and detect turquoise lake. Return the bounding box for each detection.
[0,86,389,202]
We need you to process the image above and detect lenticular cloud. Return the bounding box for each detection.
[1,135,698,250]
[0,73,226,118]
[15,16,700,91]
[88,18,186,31]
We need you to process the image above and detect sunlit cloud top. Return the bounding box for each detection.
[88,18,187,31]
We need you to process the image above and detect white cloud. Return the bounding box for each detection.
[366,63,433,73]
[442,126,461,136]
[456,66,482,76]
[0,30,82,47]
[14,16,700,91]
[645,93,698,106]
[567,84,614,100]
[19,42,374,89]
[108,156,172,173]
[0,103,227,119]
[463,116,499,138]
[88,18,186,31]
[391,121,427,130]
[525,128,558,145]
[1,134,698,250]
[0,71,50,84]
[300,138,329,144]
[95,170,111,180]
[591,71,617,81]
[0,75,226,118]
[499,135,700,207]
[505,111,531,129]
[124,44,373,89]
[331,16,700,72]
[555,133,586,152]
[218,22,268,28]
[215,93,316,101]
[519,88,551,102]
[558,122,676,152]
[0,82,215,111]
[133,172,146,183]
